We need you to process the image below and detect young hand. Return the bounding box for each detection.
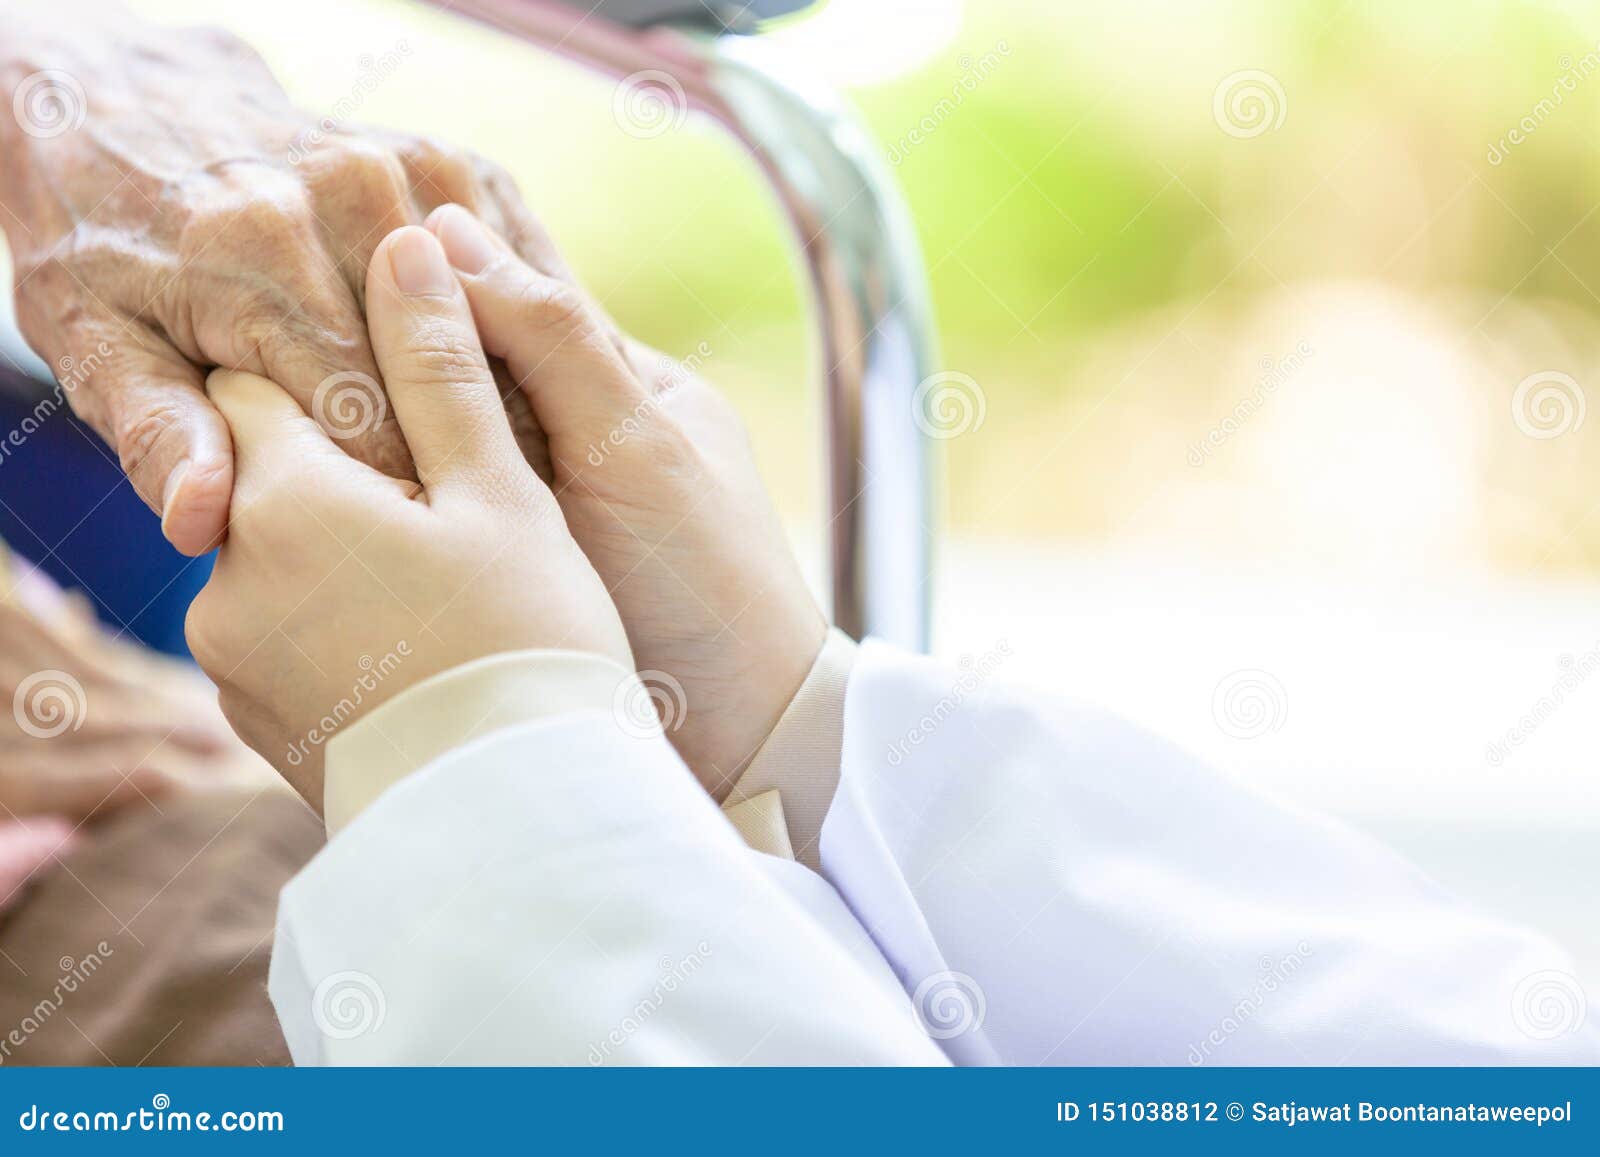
[424,205,826,800]
[184,227,632,809]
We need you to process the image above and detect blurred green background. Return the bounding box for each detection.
[127,0,1600,581]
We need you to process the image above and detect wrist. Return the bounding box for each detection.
[0,1,111,72]
[0,3,114,153]
[687,612,829,803]
[720,627,858,868]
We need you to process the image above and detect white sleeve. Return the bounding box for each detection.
[818,640,1600,1066]
[270,708,947,1066]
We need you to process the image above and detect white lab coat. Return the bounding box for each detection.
[271,641,1598,1064]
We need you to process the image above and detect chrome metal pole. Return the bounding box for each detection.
[432,0,936,650]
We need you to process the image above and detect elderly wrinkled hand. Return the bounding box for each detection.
[0,0,562,555]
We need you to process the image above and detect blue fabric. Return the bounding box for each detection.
[0,382,211,657]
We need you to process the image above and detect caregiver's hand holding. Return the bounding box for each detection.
[183,228,631,808]
[425,204,827,800]
[0,0,568,554]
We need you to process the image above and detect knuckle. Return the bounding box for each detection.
[180,171,313,244]
[263,312,370,369]
[403,347,489,393]
[324,138,409,196]
[398,322,487,383]
[235,194,317,244]
[608,401,706,483]
[471,156,537,222]
[397,136,475,194]
[645,424,706,479]
[396,134,449,167]
[510,277,589,337]
[426,147,476,188]
[238,276,355,351]
[229,286,298,338]
[178,202,326,328]
[172,196,228,242]
[470,153,516,192]
[116,401,187,480]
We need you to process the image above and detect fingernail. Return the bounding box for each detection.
[160,460,190,537]
[432,206,499,276]
[388,227,456,296]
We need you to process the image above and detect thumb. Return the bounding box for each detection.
[95,352,235,557]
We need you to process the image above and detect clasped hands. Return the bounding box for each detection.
[184,207,825,812]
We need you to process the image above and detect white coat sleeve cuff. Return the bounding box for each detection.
[322,649,633,835]
[724,628,857,868]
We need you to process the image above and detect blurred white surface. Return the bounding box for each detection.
[912,538,1600,987]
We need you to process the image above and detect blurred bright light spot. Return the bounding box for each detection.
[767,0,966,87]
[1256,290,1482,576]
